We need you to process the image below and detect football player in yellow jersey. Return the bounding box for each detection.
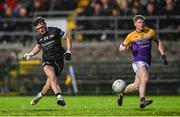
[118,15,168,108]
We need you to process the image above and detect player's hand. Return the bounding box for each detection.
[23,52,34,61]
[161,55,168,65]
[64,51,71,61]
[163,59,168,65]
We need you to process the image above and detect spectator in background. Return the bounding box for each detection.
[175,0,180,29]
[160,0,177,29]
[100,0,115,30]
[131,6,140,15]
[15,0,33,17]
[53,0,78,11]
[144,1,157,29]
[111,0,119,16]
[3,4,14,18]
[0,0,179,43]
[116,0,131,16]
[2,4,16,42]
[16,6,31,30]
[116,0,133,29]
[83,0,97,16]
[153,0,164,15]
[129,0,144,15]
[100,0,113,16]
[145,1,156,16]
[76,5,90,30]
[16,6,32,45]
[5,0,17,10]
[99,0,117,40]
[91,3,102,29]
[33,0,49,11]
[0,0,4,16]
[19,6,27,17]
[90,2,103,40]
[112,8,119,16]
[175,0,180,15]
[77,1,104,40]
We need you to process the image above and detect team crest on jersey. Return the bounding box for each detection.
[50,34,54,38]
[43,36,49,40]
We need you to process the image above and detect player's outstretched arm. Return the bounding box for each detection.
[63,35,72,61]
[23,44,41,61]
[119,44,127,53]
[155,39,168,65]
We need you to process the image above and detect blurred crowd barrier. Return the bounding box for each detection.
[0,59,180,96]
[73,15,180,41]
[0,15,180,44]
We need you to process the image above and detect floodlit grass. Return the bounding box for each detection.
[0,95,179,116]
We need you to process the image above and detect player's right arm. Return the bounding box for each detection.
[119,34,131,53]
[119,44,127,52]
[23,44,41,61]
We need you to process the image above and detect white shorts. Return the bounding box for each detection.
[132,61,149,73]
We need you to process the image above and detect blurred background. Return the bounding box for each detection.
[0,0,180,96]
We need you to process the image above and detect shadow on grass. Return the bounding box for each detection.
[134,108,155,111]
[116,108,156,111]
[25,108,64,112]
[0,108,67,116]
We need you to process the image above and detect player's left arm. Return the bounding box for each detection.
[63,34,72,52]
[152,29,168,65]
[154,39,168,65]
[155,39,165,56]
[63,34,72,61]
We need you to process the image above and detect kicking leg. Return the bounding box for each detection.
[124,75,140,93]
[31,78,51,105]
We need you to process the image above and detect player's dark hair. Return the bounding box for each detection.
[32,16,45,26]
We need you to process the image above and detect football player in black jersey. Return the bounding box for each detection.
[23,17,72,106]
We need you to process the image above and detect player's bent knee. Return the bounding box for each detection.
[135,86,139,91]
[132,84,139,91]
[141,78,149,84]
[49,76,57,82]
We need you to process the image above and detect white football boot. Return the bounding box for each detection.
[57,95,66,106]
[30,92,43,105]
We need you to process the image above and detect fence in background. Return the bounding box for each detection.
[73,15,180,41]
[0,60,179,95]
[0,15,180,95]
[0,15,180,43]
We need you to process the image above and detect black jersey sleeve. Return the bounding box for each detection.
[56,28,66,39]
[35,35,41,45]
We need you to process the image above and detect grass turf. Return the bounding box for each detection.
[0,95,179,116]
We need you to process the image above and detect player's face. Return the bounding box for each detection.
[35,23,47,34]
[134,19,145,32]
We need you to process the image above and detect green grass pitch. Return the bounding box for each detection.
[0,95,179,116]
